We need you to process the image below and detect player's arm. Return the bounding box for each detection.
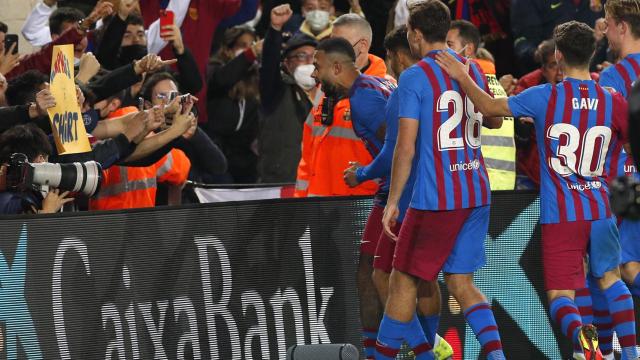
[382,118,417,240]
[436,51,512,118]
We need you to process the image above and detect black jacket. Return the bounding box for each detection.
[257,28,312,183]
[205,50,260,183]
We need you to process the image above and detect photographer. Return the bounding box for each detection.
[0,124,73,214]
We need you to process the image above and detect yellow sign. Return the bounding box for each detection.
[47,45,91,155]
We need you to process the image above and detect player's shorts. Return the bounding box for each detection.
[361,204,384,256]
[373,221,401,273]
[619,219,640,264]
[392,205,489,281]
[542,218,621,290]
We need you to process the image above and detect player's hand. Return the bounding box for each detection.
[271,4,293,31]
[382,203,400,241]
[435,51,469,82]
[343,162,361,187]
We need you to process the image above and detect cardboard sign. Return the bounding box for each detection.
[47,45,91,155]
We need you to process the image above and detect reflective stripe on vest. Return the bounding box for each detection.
[156,152,174,178]
[296,179,309,191]
[482,135,514,147]
[327,126,361,141]
[95,167,157,199]
[484,158,516,172]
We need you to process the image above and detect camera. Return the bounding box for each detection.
[2,153,102,196]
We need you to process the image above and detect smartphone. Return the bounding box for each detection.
[4,34,18,55]
[138,97,145,112]
[159,10,175,37]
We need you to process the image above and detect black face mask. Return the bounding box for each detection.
[119,45,148,64]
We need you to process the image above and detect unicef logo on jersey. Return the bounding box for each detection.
[567,181,602,191]
[450,159,480,172]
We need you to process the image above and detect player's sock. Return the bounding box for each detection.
[362,327,377,359]
[588,275,613,357]
[549,296,583,352]
[418,314,439,345]
[463,302,505,360]
[574,285,594,325]
[603,280,638,360]
[376,314,422,360]
[407,314,434,360]
[629,272,640,298]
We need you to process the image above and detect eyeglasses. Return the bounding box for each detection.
[288,53,314,62]
[156,91,179,102]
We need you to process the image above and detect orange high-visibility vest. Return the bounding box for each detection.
[294,54,390,197]
[89,107,191,210]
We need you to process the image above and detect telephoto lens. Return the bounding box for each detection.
[30,161,102,196]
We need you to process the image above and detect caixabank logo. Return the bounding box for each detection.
[0,225,42,359]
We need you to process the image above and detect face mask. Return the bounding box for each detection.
[305,10,330,33]
[119,44,148,64]
[74,57,81,66]
[293,64,316,90]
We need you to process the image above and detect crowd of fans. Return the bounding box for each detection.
[0,0,614,213]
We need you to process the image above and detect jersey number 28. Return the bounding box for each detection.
[546,123,612,177]
[437,90,483,151]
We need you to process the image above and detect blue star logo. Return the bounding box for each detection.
[462,198,562,359]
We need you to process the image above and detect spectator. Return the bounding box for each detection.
[446,19,516,190]
[0,124,72,214]
[140,0,242,125]
[206,25,261,184]
[95,14,202,107]
[294,14,389,197]
[5,1,113,80]
[511,0,603,75]
[0,73,7,107]
[299,0,338,41]
[258,5,318,183]
[140,71,228,182]
[48,7,88,63]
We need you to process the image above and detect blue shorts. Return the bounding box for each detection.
[620,219,640,264]
[393,205,489,281]
[542,218,621,290]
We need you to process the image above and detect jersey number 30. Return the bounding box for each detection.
[437,90,483,151]
[546,123,612,177]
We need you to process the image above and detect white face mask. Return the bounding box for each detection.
[293,64,317,91]
[305,10,330,33]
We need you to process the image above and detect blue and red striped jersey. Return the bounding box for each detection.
[398,49,491,211]
[599,53,640,98]
[508,78,629,224]
[349,74,396,159]
[599,54,640,182]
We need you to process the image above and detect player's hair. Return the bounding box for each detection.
[408,0,450,43]
[333,14,373,43]
[553,21,596,67]
[384,25,411,55]
[49,7,84,35]
[450,20,481,52]
[317,37,357,63]
[605,0,640,38]
[534,39,556,67]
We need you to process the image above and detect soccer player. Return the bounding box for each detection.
[377,1,505,359]
[312,33,453,359]
[436,20,638,360]
[593,1,640,358]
